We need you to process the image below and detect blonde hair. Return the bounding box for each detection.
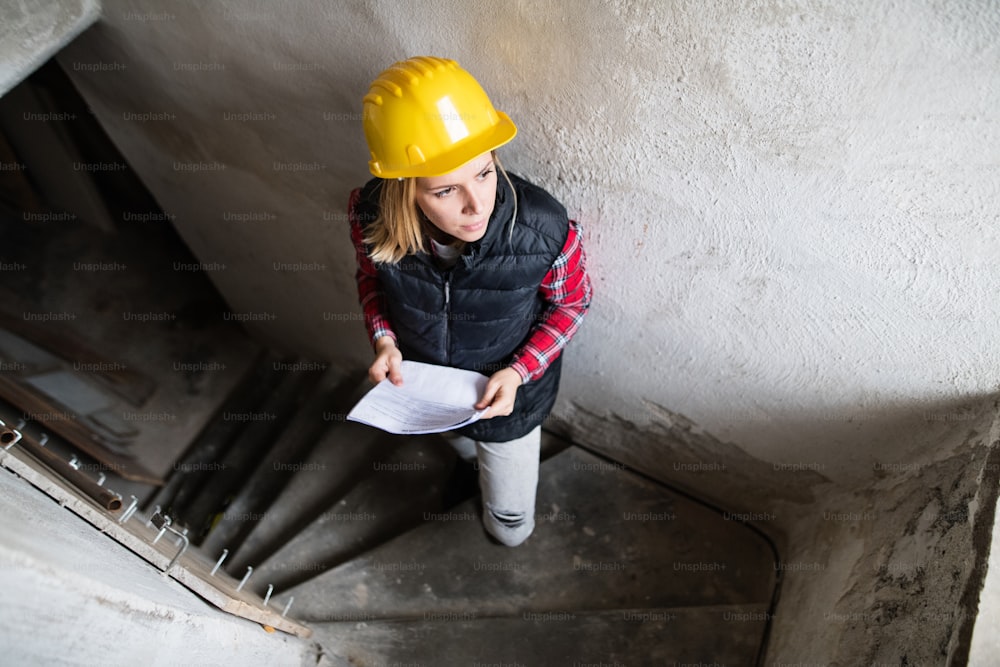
[365,177,424,264]
[364,153,517,264]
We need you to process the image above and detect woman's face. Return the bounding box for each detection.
[415,152,497,244]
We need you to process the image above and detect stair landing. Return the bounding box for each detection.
[291,446,776,665]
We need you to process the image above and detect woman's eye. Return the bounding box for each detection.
[434,187,454,198]
[478,168,494,180]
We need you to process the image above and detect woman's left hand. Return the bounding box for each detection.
[475,367,523,419]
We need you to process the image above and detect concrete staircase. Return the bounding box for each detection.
[1,59,776,665]
[293,446,775,665]
[149,361,779,666]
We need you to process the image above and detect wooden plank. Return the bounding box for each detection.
[0,442,312,638]
[0,310,157,407]
[0,374,161,484]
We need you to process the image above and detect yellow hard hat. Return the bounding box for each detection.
[362,56,517,179]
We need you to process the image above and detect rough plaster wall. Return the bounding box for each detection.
[56,0,1000,489]
[764,420,1000,665]
[0,0,100,96]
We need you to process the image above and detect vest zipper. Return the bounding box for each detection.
[443,276,451,364]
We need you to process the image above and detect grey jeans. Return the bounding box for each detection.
[445,426,541,547]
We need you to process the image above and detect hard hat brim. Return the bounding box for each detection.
[370,111,517,179]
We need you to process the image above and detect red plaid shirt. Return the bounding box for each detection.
[349,188,592,383]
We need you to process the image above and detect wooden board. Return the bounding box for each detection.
[0,441,312,638]
[0,374,161,484]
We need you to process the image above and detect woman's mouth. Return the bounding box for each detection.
[461,220,486,232]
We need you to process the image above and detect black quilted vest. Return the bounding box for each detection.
[355,171,568,442]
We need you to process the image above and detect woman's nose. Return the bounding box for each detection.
[463,189,484,215]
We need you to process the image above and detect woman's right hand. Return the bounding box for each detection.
[369,336,403,385]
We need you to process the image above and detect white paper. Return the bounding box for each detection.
[346,360,489,434]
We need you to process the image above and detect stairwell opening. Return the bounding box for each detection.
[0,59,782,666]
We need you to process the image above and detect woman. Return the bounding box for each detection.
[349,56,592,547]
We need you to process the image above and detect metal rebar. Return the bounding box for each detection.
[12,432,120,510]
[236,566,253,592]
[263,584,273,606]
[164,532,189,574]
[1,428,20,451]
[118,496,139,524]
[210,549,229,576]
[281,596,294,617]
[152,513,171,545]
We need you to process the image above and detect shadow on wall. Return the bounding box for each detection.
[548,394,1000,665]
[550,393,1000,518]
[771,434,1000,665]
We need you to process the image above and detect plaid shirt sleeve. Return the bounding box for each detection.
[509,220,593,383]
[348,188,397,348]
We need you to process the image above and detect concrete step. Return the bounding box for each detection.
[309,603,771,667]
[226,384,573,573]
[230,425,575,589]
[200,366,358,557]
[226,422,453,574]
[181,363,325,540]
[147,349,283,518]
[281,447,776,622]
[245,433,453,595]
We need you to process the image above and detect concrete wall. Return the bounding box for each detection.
[56,0,1000,486]
[0,0,100,96]
[52,0,1000,663]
